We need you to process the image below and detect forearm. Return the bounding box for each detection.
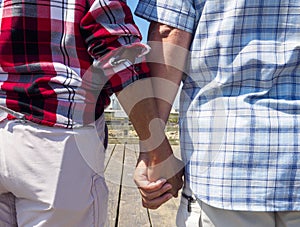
[117,22,192,163]
[146,22,192,122]
[117,79,184,199]
[116,79,173,165]
[118,82,184,194]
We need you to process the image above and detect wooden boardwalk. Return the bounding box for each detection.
[104,143,182,227]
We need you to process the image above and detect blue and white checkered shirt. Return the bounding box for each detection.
[136,0,300,211]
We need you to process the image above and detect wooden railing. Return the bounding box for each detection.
[105,112,180,145]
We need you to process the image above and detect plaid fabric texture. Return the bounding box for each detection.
[136,0,300,211]
[0,0,149,128]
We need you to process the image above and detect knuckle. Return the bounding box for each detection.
[142,200,160,210]
[142,200,149,208]
[149,204,159,210]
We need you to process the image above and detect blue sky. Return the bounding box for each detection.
[127,0,149,42]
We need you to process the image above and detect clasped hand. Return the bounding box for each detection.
[134,140,184,209]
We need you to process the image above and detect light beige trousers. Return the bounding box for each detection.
[0,116,108,227]
[177,188,300,227]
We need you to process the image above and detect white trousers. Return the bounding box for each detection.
[176,187,300,227]
[0,116,108,227]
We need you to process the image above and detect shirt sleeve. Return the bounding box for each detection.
[135,0,197,34]
[80,0,150,94]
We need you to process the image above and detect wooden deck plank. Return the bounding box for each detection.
[104,144,116,169]
[148,196,180,227]
[117,144,150,227]
[104,144,125,227]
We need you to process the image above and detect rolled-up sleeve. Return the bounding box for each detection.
[135,0,197,34]
[80,0,150,93]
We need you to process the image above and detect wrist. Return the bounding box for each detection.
[139,137,173,166]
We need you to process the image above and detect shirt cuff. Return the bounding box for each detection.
[94,42,151,94]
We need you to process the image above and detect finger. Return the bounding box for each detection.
[142,193,173,209]
[167,187,179,198]
[166,176,184,197]
[139,183,172,200]
[172,191,178,198]
[137,178,167,192]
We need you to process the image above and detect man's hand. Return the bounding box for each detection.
[134,158,173,209]
[134,139,184,209]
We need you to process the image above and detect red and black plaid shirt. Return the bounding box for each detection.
[0,0,149,128]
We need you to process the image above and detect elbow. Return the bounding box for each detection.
[158,24,175,39]
[148,22,177,40]
[148,22,191,48]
